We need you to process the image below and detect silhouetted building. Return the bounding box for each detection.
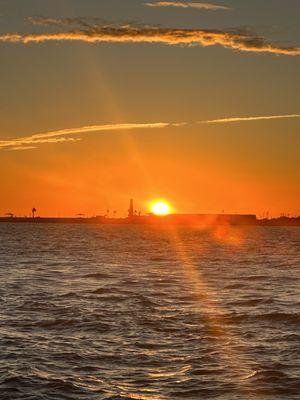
[2,197,298,226]
[128,199,134,218]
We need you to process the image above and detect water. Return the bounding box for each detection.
[0,224,299,400]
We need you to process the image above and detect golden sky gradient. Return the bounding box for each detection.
[0,0,299,217]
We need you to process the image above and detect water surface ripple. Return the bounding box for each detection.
[0,224,299,399]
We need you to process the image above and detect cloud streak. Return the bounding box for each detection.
[3,115,298,151]
[0,122,172,151]
[8,146,37,151]
[145,2,230,11]
[0,19,299,56]
[202,114,300,124]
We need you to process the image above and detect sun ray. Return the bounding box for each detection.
[163,225,258,395]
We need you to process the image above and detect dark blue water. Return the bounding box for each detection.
[0,224,299,399]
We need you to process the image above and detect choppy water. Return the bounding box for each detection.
[0,224,299,400]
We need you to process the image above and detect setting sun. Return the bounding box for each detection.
[151,201,172,216]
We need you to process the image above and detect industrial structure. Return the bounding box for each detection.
[0,199,299,226]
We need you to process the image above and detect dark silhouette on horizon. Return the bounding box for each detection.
[0,199,299,226]
[128,199,134,218]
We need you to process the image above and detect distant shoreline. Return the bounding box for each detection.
[0,215,299,227]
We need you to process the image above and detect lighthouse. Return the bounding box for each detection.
[128,199,134,218]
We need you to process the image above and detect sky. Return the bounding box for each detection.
[0,0,299,217]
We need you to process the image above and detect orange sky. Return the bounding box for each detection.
[1,122,299,218]
[0,1,299,218]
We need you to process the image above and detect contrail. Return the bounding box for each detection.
[0,122,173,151]
[2,115,298,151]
[202,114,300,124]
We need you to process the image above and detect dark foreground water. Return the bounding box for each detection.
[0,224,299,400]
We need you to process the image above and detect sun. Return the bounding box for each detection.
[151,200,172,216]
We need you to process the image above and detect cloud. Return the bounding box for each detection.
[202,114,300,124]
[3,114,298,151]
[0,18,299,56]
[145,2,230,11]
[0,122,172,151]
[7,146,37,151]
[28,16,107,28]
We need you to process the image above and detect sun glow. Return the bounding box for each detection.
[151,200,172,216]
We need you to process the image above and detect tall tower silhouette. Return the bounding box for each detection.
[128,199,134,218]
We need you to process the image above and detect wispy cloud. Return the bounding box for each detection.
[7,146,37,151]
[0,18,299,56]
[0,122,172,151]
[202,114,300,124]
[145,2,230,11]
[3,114,298,151]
